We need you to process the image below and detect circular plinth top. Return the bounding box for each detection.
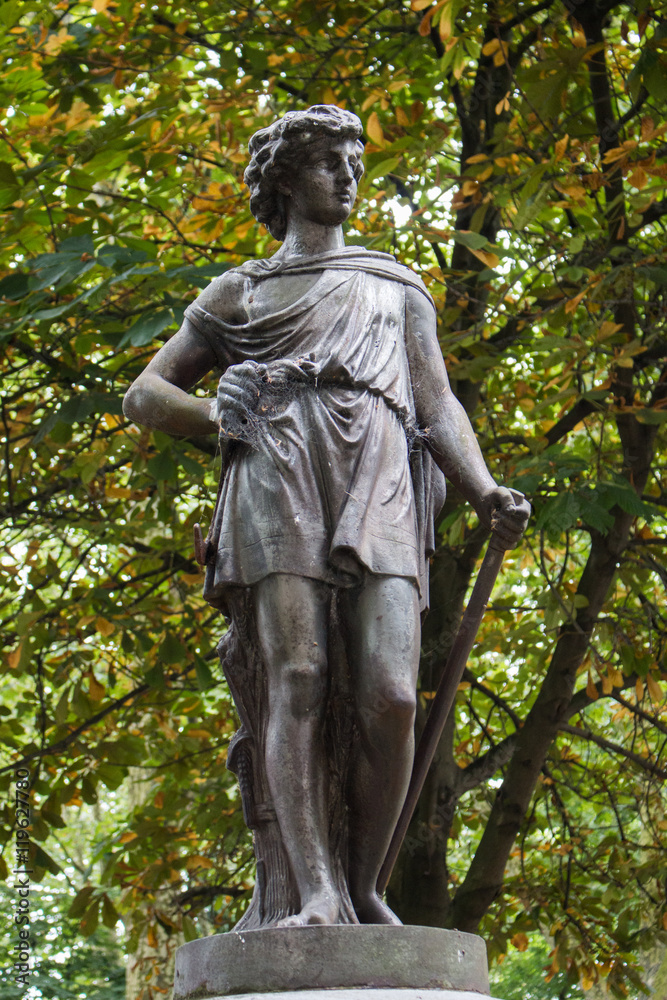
[173,925,490,999]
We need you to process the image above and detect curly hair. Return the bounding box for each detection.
[244,105,365,241]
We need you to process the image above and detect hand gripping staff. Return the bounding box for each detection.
[377,489,529,896]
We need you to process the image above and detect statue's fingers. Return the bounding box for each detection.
[220,361,265,389]
[492,524,523,549]
[217,383,257,409]
[511,496,532,524]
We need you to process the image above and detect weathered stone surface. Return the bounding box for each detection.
[181,992,500,1000]
[172,925,490,999]
[126,105,530,933]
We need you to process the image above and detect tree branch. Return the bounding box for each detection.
[544,398,599,446]
[559,722,667,779]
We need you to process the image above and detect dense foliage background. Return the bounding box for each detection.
[1,1,666,997]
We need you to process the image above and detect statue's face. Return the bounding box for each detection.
[281,136,361,229]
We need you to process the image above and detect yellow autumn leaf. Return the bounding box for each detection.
[629,166,647,189]
[599,320,624,338]
[469,247,499,268]
[102,413,124,430]
[466,153,489,164]
[580,967,596,990]
[418,1,446,36]
[95,617,115,636]
[495,93,510,114]
[361,92,381,112]
[411,100,425,122]
[554,134,569,162]
[120,831,138,843]
[185,855,214,870]
[187,729,212,739]
[482,38,501,56]
[461,179,479,196]
[641,116,656,141]
[7,644,23,670]
[44,28,74,56]
[88,674,105,701]
[396,106,410,127]
[366,111,385,146]
[646,673,664,702]
[586,674,598,700]
[635,677,644,700]
[564,289,586,314]
[438,2,454,40]
[511,932,529,951]
[411,0,432,9]
[603,141,636,163]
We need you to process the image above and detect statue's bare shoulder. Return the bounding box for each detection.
[193,268,249,325]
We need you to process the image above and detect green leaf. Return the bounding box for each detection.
[80,901,100,937]
[643,52,667,102]
[144,663,166,689]
[452,229,490,251]
[0,159,19,186]
[68,885,96,919]
[101,894,120,929]
[159,633,187,665]
[81,775,98,805]
[194,655,215,691]
[183,915,198,942]
[32,845,62,876]
[118,308,174,348]
[147,450,178,481]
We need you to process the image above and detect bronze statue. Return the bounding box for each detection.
[123,105,529,929]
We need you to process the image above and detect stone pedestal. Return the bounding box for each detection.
[173,925,492,1000]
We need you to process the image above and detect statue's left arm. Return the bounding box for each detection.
[405,284,529,548]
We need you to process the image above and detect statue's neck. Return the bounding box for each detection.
[276,217,346,261]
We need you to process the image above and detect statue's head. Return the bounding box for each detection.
[245,105,365,241]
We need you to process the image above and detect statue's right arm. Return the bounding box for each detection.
[123,273,242,437]
[123,318,219,437]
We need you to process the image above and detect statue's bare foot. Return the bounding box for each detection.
[278,890,341,927]
[353,891,402,925]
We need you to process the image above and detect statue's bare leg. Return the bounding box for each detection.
[254,573,342,926]
[340,575,421,924]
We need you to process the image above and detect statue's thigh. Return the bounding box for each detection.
[253,572,331,669]
[339,575,421,704]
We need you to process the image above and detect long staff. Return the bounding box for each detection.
[376,534,507,896]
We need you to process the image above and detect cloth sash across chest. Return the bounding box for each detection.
[185,248,445,609]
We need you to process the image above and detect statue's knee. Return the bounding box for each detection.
[279,657,328,715]
[358,683,416,743]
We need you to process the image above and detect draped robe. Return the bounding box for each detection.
[185,247,446,612]
[185,248,446,926]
